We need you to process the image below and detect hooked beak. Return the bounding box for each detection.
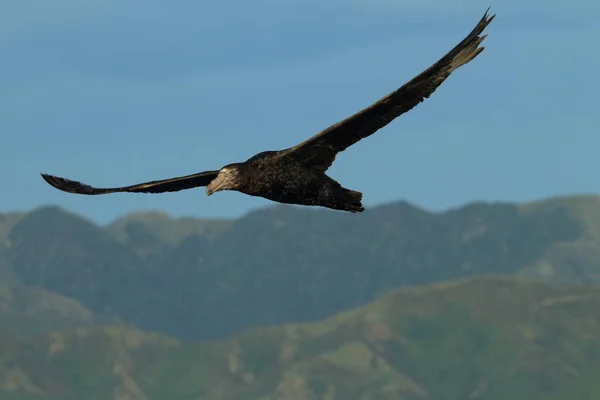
[206,174,227,196]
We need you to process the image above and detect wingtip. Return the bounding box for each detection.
[40,172,53,184]
[483,6,496,22]
[40,172,78,193]
[40,172,57,183]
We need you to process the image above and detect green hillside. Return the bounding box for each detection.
[1,276,600,399]
[2,196,600,340]
[0,283,122,339]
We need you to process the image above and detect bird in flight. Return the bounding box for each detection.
[42,9,495,213]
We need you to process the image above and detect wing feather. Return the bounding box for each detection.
[279,9,495,172]
[40,170,219,195]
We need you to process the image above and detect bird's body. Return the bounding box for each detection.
[41,10,495,213]
[230,152,364,212]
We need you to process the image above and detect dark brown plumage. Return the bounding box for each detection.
[41,10,495,213]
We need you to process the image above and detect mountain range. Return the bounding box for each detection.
[2,195,600,399]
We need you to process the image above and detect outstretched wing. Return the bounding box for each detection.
[40,170,220,195]
[279,9,495,172]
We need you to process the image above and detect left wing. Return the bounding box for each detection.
[40,170,220,195]
[278,9,495,172]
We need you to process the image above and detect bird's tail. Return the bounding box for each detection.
[346,189,363,203]
[342,189,364,213]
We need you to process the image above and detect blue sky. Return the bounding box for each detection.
[1,0,598,223]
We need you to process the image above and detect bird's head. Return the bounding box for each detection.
[206,164,241,196]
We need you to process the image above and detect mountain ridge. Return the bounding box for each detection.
[1,194,599,340]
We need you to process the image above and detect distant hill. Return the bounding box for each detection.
[0,212,24,284]
[0,283,122,339]
[2,195,600,340]
[106,211,232,258]
[1,276,600,400]
[0,212,23,247]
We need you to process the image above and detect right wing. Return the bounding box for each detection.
[278,9,494,173]
[40,170,220,195]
